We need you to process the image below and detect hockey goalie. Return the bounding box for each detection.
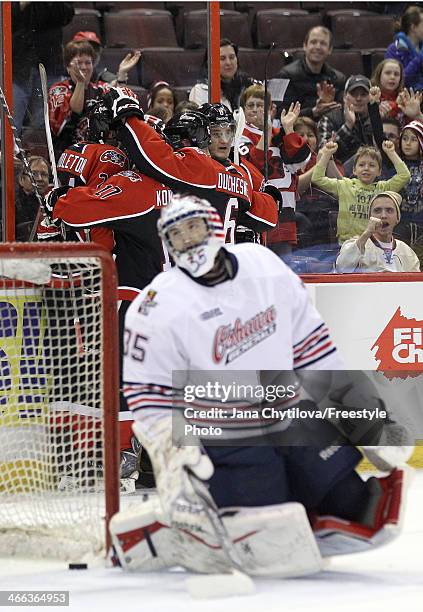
[110,194,414,585]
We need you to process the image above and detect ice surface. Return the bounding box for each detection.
[1,472,422,612]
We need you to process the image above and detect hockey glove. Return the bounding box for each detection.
[44,186,70,225]
[102,87,144,125]
[132,413,214,527]
[362,420,414,472]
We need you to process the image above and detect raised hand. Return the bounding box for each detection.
[117,50,142,82]
[280,101,301,133]
[366,216,383,234]
[369,85,381,104]
[397,87,423,118]
[317,80,336,103]
[322,140,338,156]
[68,60,86,85]
[343,101,356,128]
[382,139,395,154]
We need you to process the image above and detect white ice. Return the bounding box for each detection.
[2,471,423,612]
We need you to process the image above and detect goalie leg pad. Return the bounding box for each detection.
[110,494,323,577]
[313,466,412,557]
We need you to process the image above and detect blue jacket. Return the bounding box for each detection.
[385,32,423,90]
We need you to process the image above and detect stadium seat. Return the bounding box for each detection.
[97,48,140,85]
[182,9,252,48]
[292,49,364,78]
[107,2,167,9]
[369,49,387,75]
[139,48,204,88]
[103,9,179,48]
[238,47,287,81]
[235,2,303,29]
[331,14,395,50]
[255,10,323,49]
[62,9,102,44]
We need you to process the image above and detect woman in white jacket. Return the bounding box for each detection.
[335,191,420,272]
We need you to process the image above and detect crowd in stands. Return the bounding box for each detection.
[7,1,423,274]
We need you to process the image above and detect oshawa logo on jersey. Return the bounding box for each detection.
[213,306,277,364]
[99,150,127,167]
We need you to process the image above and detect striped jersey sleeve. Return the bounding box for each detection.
[288,269,345,370]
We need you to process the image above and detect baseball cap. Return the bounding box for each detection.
[344,75,370,94]
[72,31,102,46]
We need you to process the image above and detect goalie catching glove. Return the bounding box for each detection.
[102,87,144,125]
[132,412,214,528]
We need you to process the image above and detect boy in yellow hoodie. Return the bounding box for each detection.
[312,140,410,243]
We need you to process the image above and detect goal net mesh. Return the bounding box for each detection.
[0,249,118,561]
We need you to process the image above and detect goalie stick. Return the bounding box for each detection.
[184,473,255,599]
[39,63,85,355]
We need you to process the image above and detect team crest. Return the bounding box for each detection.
[100,150,127,167]
[138,290,158,316]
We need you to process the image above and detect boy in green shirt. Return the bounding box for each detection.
[312,140,410,243]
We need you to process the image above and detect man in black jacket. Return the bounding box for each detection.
[317,75,374,164]
[277,26,346,121]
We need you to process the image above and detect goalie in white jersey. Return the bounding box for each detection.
[110,194,413,580]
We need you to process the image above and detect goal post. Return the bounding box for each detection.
[0,242,120,561]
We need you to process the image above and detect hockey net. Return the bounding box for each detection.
[0,243,119,562]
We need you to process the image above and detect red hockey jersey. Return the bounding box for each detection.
[54,170,173,296]
[118,117,277,239]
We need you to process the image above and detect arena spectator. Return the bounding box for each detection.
[48,40,110,159]
[294,117,343,194]
[174,100,199,114]
[276,26,345,120]
[395,119,423,264]
[317,75,374,163]
[71,31,141,88]
[238,85,310,255]
[371,59,404,119]
[336,191,420,272]
[385,5,423,91]
[147,82,177,123]
[189,39,256,111]
[15,155,51,241]
[12,2,74,134]
[312,140,410,244]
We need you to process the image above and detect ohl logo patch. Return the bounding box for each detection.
[371,307,423,379]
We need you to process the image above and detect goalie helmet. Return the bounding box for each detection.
[157,194,225,277]
[198,103,236,129]
[163,111,211,150]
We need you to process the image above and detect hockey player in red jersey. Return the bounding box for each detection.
[198,101,283,243]
[100,88,279,239]
[109,193,414,579]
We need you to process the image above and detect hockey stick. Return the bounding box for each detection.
[39,64,85,355]
[233,107,245,165]
[263,42,276,182]
[184,474,255,599]
[39,64,59,187]
[0,85,46,240]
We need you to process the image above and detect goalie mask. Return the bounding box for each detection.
[157,194,225,277]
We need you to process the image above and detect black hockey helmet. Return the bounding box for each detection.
[164,111,211,150]
[198,103,236,129]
